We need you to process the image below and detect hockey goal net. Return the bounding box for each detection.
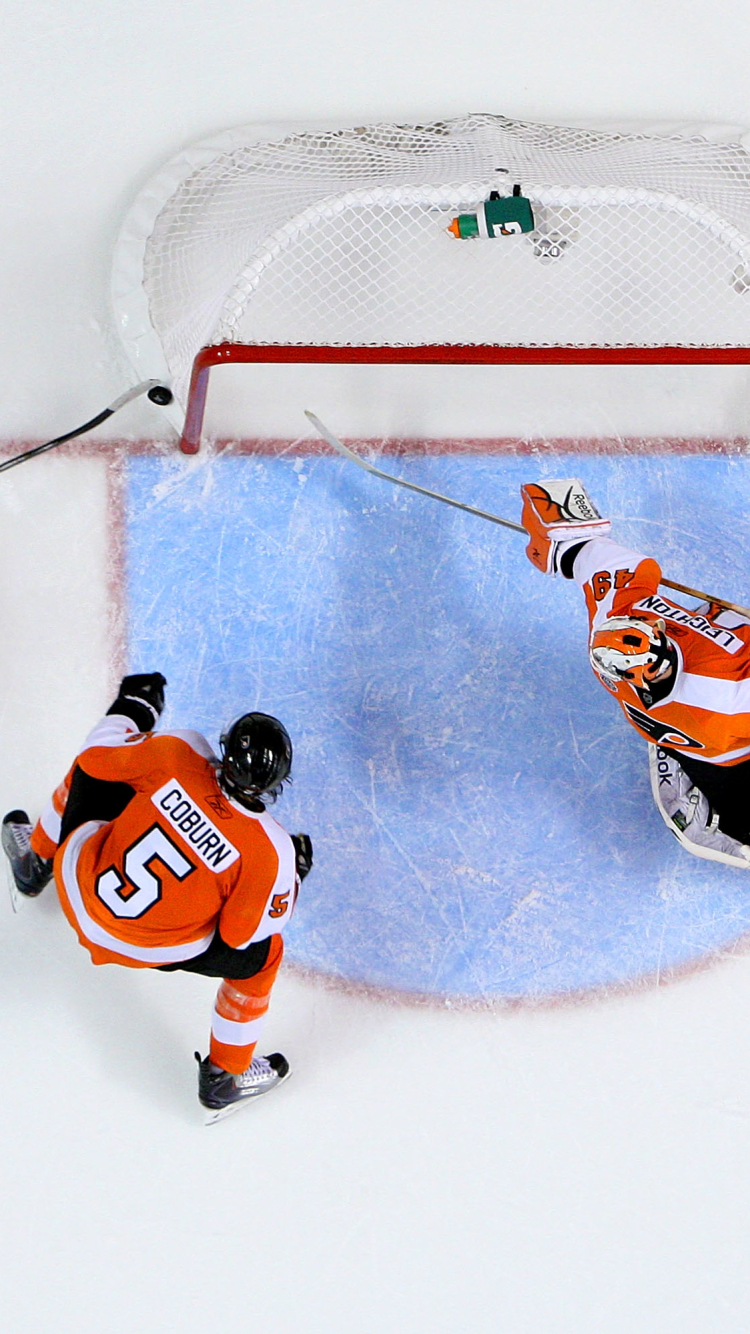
[111,114,750,452]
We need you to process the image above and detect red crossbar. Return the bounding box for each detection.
[180,342,750,454]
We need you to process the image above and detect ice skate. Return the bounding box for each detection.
[195,1051,291,1124]
[648,748,750,869]
[2,810,54,910]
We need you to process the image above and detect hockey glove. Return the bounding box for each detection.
[292,833,314,881]
[520,479,611,576]
[107,672,167,732]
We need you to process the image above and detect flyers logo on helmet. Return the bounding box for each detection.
[622,703,704,750]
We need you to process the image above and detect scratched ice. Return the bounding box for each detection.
[125,450,750,999]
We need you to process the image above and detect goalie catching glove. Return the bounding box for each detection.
[520,480,611,576]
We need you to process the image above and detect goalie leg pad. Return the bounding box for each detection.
[648,746,750,869]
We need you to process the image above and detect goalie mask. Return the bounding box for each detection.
[219,712,292,806]
[589,616,677,696]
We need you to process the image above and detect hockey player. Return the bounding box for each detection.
[1,673,313,1120]
[520,480,750,868]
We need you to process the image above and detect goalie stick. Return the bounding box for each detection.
[0,380,173,476]
[304,411,525,534]
[304,411,750,620]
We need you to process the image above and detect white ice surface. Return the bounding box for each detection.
[5,2,750,1329]
[3,449,750,1333]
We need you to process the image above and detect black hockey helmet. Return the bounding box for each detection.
[218,712,293,806]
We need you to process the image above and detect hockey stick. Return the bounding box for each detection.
[304,411,750,619]
[304,411,525,534]
[0,380,173,476]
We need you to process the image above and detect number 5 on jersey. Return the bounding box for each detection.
[96,824,195,919]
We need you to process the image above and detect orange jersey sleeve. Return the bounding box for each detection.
[573,536,662,630]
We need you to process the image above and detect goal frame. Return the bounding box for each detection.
[109,114,750,451]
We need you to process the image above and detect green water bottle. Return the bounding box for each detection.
[448,185,535,239]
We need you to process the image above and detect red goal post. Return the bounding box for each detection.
[111,114,750,453]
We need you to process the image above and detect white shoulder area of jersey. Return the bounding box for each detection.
[225,792,292,840]
[158,728,219,763]
[260,809,294,860]
[571,536,649,585]
[224,796,296,892]
[668,670,750,716]
[80,713,144,750]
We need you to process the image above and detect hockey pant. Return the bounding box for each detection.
[31,764,283,1076]
[663,748,750,845]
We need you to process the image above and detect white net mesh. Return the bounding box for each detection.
[119,115,750,409]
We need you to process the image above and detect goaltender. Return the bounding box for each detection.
[521,478,750,868]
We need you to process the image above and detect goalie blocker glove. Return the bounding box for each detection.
[520,480,611,576]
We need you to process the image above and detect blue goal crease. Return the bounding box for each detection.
[123,451,750,1000]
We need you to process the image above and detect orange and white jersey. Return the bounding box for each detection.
[55,715,298,968]
[573,537,750,765]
